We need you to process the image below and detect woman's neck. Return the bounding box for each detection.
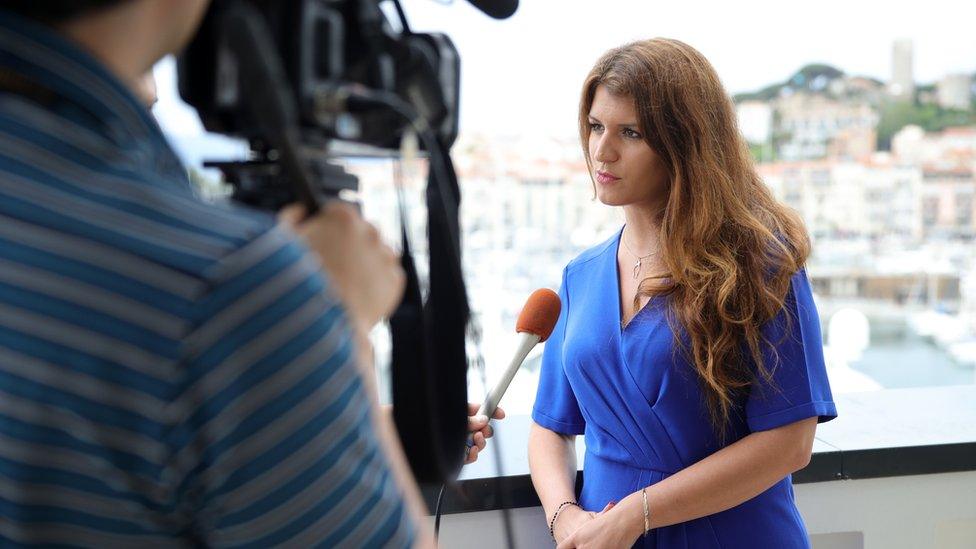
[622,206,663,256]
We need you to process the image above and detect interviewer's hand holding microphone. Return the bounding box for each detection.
[456,284,567,466]
[464,288,562,459]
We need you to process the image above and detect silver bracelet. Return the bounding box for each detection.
[641,487,650,537]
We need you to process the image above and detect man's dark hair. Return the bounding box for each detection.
[0,1,135,24]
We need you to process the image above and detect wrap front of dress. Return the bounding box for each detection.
[532,228,837,548]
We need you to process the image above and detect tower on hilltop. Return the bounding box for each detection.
[889,38,915,101]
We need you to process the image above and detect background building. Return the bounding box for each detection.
[937,73,974,110]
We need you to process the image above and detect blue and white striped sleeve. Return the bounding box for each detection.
[173,226,414,548]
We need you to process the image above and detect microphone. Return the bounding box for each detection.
[465,0,519,19]
[466,288,561,448]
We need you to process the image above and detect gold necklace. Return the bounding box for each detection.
[621,232,659,280]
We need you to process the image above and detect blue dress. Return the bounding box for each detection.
[532,228,837,548]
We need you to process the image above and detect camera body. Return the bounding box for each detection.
[179,0,460,154]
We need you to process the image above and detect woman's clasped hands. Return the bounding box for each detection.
[555,500,642,549]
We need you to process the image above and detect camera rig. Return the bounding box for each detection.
[178,0,516,484]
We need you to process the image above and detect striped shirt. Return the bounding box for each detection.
[0,11,413,548]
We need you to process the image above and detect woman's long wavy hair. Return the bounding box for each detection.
[579,39,811,438]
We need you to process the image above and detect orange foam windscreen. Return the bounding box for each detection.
[515,288,562,342]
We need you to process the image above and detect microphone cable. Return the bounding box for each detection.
[433,315,515,548]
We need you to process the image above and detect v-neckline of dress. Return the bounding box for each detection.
[612,226,655,334]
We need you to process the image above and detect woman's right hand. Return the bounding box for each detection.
[552,506,596,544]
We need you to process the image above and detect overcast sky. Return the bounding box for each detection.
[154,0,976,156]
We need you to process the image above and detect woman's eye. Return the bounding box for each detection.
[589,122,604,132]
[623,128,642,139]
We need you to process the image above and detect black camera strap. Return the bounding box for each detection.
[391,136,469,484]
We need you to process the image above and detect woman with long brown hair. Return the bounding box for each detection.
[528,39,836,548]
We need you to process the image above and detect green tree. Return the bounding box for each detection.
[877,100,976,150]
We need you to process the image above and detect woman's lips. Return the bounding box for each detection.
[596,171,620,184]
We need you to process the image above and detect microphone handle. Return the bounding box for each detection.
[464,332,541,451]
[478,331,540,419]
[465,332,539,451]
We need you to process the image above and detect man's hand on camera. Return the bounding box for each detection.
[279,202,405,336]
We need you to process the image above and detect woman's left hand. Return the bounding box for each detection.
[555,502,640,549]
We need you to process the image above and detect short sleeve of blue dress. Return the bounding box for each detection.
[746,270,837,432]
[532,268,586,435]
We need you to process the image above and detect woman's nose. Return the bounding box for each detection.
[593,135,617,164]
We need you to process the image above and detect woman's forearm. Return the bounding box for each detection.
[528,422,579,518]
[613,417,818,539]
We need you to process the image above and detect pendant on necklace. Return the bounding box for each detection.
[633,259,642,279]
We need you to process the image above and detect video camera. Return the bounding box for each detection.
[177,0,517,484]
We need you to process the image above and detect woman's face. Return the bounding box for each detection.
[586,85,669,209]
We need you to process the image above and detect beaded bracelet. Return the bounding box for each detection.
[548,500,580,540]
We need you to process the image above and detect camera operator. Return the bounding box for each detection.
[0,0,456,545]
